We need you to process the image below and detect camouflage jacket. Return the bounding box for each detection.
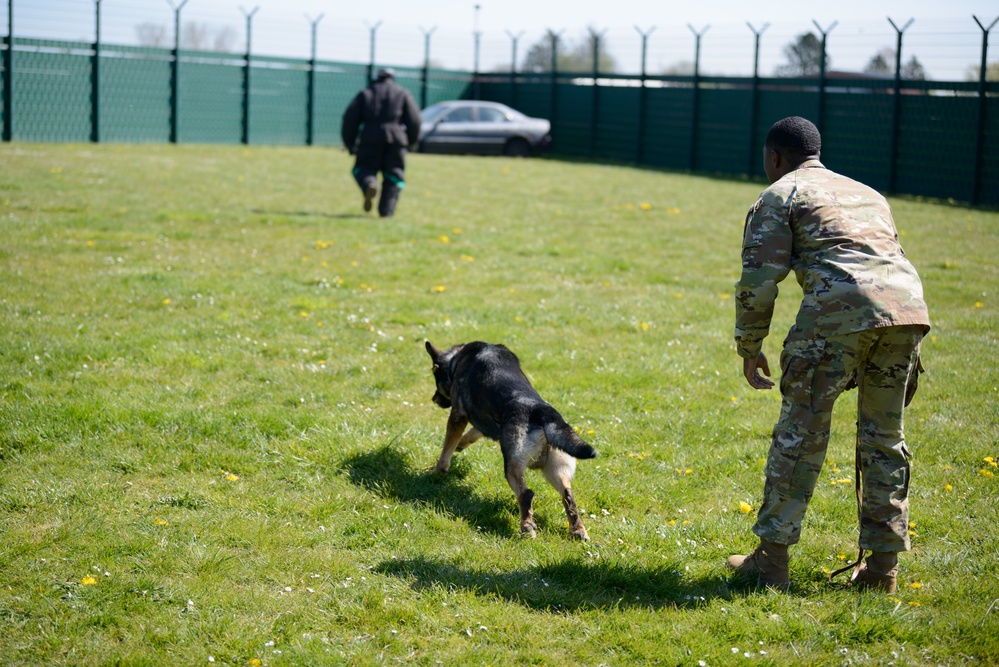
[735,160,930,359]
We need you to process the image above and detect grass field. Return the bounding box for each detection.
[1,142,997,666]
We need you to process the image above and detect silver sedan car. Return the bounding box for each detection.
[417,101,551,157]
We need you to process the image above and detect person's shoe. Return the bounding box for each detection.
[853,551,898,594]
[363,183,377,212]
[727,538,790,589]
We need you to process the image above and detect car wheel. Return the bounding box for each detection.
[504,138,530,158]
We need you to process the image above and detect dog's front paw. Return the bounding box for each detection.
[570,526,590,541]
[520,520,538,539]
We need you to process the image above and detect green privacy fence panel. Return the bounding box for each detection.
[101,45,172,143]
[15,39,93,143]
[895,85,980,203]
[179,52,244,144]
[1,36,996,206]
[985,92,999,203]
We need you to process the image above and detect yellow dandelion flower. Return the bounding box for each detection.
[943,483,953,491]
[908,530,918,536]
[237,175,245,182]
[682,520,691,525]
[909,521,917,527]
[226,473,239,481]
[980,469,994,477]
[460,255,475,262]
[822,567,831,574]
[739,501,752,514]
[985,456,995,463]
[674,293,683,299]
[909,601,922,607]
[837,553,847,561]
[719,293,731,299]
[452,228,463,234]
[730,396,738,403]
[154,518,169,526]
[86,240,95,247]
[909,581,923,589]
[300,311,309,317]
[302,256,309,262]
[317,321,323,327]
[586,429,595,436]
[432,285,446,293]
[975,301,984,308]
[668,519,677,526]
[439,235,450,244]
[82,576,97,585]
[641,322,649,331]
[251,661,262,667]
[515,316,522,322]
[162,298,171,305]
[351,261,358,267]
[639,202,652,211]
[684,469,692,475]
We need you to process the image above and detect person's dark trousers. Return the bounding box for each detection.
[352,143,407,218]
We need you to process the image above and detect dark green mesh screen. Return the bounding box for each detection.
[1,35,996,205]
[101,45,171,143]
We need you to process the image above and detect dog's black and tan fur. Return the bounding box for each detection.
[425,340,595,540]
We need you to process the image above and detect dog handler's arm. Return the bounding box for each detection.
[734,187,793,389]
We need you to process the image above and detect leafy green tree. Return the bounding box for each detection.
[775,32,826,77]
[864,48,927,80]
[521,32,617,73]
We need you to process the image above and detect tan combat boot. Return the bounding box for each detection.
[727,538,790,588]
[853,551,898,594]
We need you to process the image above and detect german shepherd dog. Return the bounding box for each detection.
[425,341,595,540]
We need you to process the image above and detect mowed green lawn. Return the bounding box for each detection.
[1,142,996,666]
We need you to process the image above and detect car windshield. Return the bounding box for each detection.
[420,104,451,123]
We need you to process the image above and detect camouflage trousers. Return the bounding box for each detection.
[753,325,927,551]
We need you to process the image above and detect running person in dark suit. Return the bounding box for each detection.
[341,68,422,218]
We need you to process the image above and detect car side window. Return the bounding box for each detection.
[477,107,507,123]
[444,107,473,123]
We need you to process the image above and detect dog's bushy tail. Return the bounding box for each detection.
[537,404,597,460]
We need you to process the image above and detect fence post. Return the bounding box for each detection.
[240,6,259,145]
[687,24,709,171]
[91,0,102,143]
[972,15,998,205]
[589,27,606,157]
[812,20,837,134]
[168,0,189,144]
[505,30,524,109]
[746,22,769,177]
[472,4,481,100]
[366,21,381,83]
[548,29,563,139]
[2,0,11,142]
[887,17,914,194]
[420,26,437,108]
[305,14,323,146]
[635,25,655,165]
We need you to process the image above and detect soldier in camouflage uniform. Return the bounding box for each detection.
[727,116,930,592]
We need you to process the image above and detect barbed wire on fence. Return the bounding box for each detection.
[6,0,998,81]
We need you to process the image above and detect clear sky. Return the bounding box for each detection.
[11,0,999,80]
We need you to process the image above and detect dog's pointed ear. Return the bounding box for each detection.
[425,340,442,360]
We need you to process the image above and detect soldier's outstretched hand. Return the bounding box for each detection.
[743,352,775,390]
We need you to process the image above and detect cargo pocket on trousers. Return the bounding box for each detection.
[779,338,827,408]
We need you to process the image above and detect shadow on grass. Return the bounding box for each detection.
[341,444,516,538]
[375,555,735,611]
[250,208,368,220]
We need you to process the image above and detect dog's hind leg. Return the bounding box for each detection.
[455,427,483,452]
[433,413,468,473]
[543,451,589,541]
[505,461,536,539]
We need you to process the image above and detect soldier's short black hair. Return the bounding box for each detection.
[765,116,821,157]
